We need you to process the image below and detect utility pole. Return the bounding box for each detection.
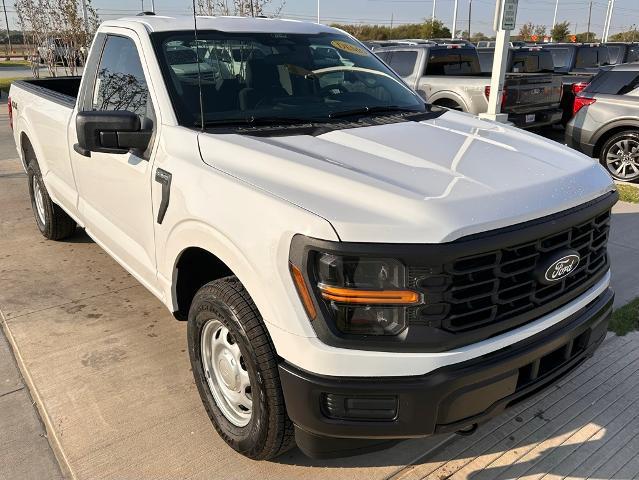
[467,0,472,41]
[586,0,592,41]
[452,0,458,39]
[1,0,10,58]
[432,0,436,23]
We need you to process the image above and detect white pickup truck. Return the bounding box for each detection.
[10,14,618,460]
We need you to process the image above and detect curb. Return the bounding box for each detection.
[0,308,76,480]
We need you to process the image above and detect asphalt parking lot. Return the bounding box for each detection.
[2,106,639,479]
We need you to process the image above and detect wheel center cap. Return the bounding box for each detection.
[217,351,239,390]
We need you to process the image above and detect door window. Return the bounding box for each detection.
[93,35,152,122]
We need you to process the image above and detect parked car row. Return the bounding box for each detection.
[376,42,562,129]
[364,38,639,182]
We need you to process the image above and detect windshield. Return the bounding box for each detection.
[153,31,425,127]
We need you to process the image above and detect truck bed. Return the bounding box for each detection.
[13,77,81,108]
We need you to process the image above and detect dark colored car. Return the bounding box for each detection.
[544,43,613,124]
[604,42,639,65]
[477,46,556,74]
[566,64,639,181]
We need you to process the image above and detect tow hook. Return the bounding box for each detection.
[456,424,478,436]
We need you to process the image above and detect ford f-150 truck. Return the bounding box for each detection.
[10,14,617,460]
[376,43,563,129]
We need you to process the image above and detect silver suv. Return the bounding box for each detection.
[566,64,639,181]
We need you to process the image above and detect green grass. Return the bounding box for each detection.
[0,77,27,94]
[617,183,639,204]
[0,60,30,67]
[609,297,639,336]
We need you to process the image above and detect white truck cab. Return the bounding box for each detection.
[10,14,617,459]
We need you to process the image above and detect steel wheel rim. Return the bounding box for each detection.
[200,319,252,427]
[33,176,46,225]
[606,138,639,180]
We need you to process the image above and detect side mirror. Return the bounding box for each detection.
[74,110,152,158]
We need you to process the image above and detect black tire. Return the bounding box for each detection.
[433,99,463,111]
[599,130,639,182]
[26,161,77,240]
[187,277,295,460]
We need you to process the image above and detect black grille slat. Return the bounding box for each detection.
[410,209,611,334]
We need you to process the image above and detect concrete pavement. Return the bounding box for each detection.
[1,111,639,478]
[0,108,65,480]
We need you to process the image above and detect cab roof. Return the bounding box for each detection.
[102,14,337,35]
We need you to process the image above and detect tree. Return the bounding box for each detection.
[534,24,547,38]
[332,19,451,42]
[551,21,571,42]
[470,32,490,42]
[196,0,285,16]
[609,28,638,42]
[15,0,99,77]
[576,31,597,42]
[518,22,534,41]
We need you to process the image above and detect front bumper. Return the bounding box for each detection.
[508,108,563,129]
[280,288,613,458]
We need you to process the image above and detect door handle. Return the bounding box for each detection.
[155,168,172,225]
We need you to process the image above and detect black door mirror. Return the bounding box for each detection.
[74,110,152,158]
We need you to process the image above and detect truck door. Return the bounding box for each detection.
[70,32,159,293]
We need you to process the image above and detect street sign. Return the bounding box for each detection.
[501,0,519,30]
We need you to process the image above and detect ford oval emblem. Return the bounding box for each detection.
[540,253,581,284]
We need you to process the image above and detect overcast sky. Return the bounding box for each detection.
[5,0,639,36]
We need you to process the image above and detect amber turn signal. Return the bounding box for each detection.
[319,285,420,305]
[289,262,317,320]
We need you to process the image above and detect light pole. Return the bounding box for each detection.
[452,0,458,39]
[604,0,616,42]
[586,0,592,42]
[317,0,320,24]
[151,0,155,13]
[432,0,436,23]
[551,0,559,40]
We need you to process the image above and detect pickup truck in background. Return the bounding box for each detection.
[603,42,639,66]
[376,43,563,129]
[10,15,617,460]
[544,43,613,125]
[477,46,556,74]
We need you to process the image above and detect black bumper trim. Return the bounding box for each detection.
[280,288,613,449]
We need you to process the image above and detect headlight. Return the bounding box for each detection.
[291,252,421,336]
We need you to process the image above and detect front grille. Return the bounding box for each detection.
[409,208,611,334]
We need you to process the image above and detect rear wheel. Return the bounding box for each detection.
[600,131,639,182]
[27,161,77,240]
[187,277,295,459]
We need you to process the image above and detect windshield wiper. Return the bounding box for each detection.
[199,116,318,128]
[328,105,422,119]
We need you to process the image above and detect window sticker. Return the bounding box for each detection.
[331,40,368,57]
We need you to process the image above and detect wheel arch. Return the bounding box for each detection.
[162,221,284,332]
[429,92,468,112]
[592,121,639,159]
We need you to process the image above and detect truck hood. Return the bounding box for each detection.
[198,110,615,243]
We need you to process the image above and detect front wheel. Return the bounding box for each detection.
[187,277,295,460]
[600,131,639,182]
